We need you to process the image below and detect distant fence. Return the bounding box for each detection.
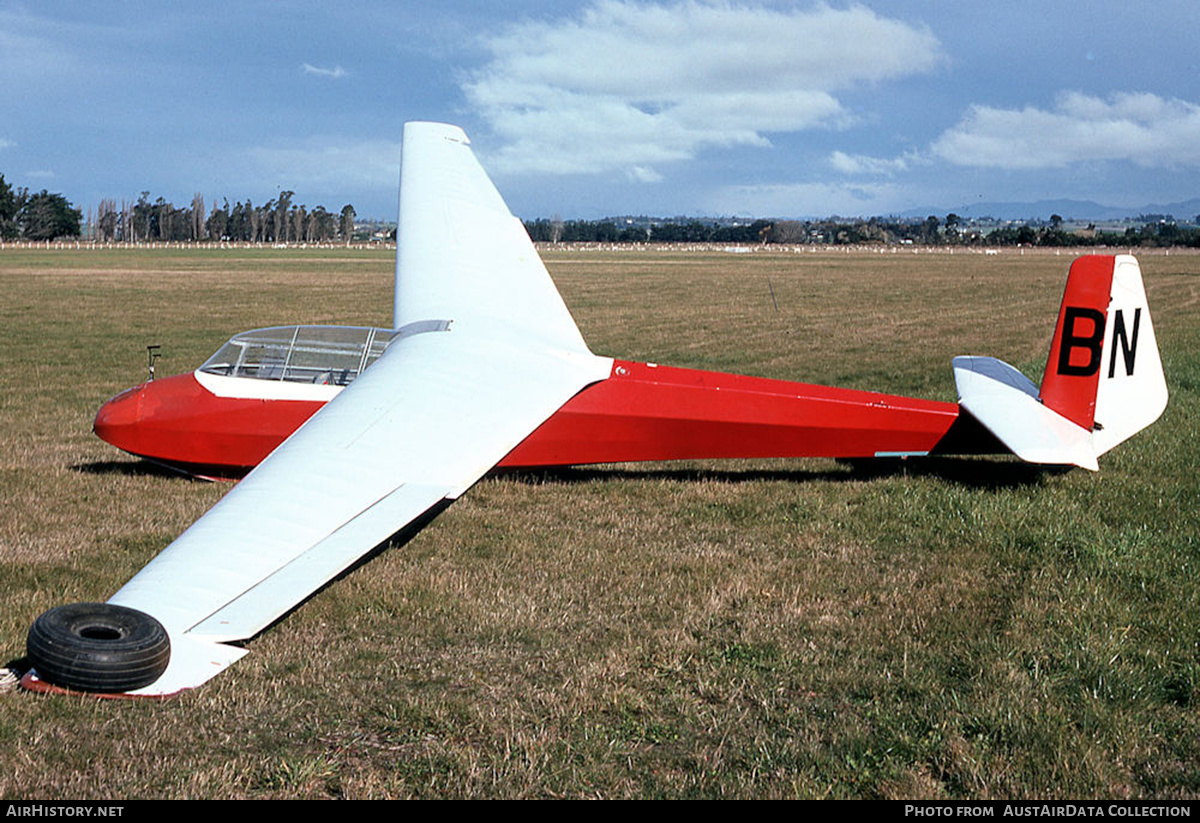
[532,241,1194,257]
[0,240,396,251]
[2,239,1194,257]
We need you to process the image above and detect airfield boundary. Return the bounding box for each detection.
[4,239,1200,256]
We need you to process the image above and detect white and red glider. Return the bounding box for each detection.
[24,123,1168,697]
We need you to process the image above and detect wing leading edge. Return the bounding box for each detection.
[103,123,613,694]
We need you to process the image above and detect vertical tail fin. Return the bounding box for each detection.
[953,254,1167,469]
[1039,254,1167,456]
[1038,255,1114,430]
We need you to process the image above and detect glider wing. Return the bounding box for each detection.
[104,123,613,694]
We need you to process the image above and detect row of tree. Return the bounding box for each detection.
[1,173,357,243]
[93,191,356,243]
[525,217,775,244]
[524,214,1200,248]
[0,174,83,240]
[6,170,1200,248]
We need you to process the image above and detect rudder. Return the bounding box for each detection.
[953,254,1167,470]
[1039,255,1114,430]
[1038,254,1167,456]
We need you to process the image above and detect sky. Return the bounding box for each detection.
[2,0,1199,221]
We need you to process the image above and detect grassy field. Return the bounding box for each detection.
[0,245,1197,799]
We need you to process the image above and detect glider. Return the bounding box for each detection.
[24,122,1168,697]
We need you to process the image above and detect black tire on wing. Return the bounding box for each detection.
[26,603,170,693]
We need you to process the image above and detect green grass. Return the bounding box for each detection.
[1,245,1198,798]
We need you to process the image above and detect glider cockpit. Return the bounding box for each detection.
[197,324,398,387]
[94,322,457,477]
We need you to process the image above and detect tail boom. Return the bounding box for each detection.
[501,359,963,467]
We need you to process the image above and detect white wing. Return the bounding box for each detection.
[107,122,613,694]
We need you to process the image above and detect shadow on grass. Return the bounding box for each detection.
[496,457,1068,491]
[74,454,1067,492]
[71,459,202,481]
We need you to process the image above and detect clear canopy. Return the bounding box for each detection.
[199,325,398,387]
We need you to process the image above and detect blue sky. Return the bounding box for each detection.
[2,1,1199,220]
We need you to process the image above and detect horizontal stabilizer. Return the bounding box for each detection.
[953,355,1098,470]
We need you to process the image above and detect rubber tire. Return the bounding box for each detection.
[27,603,170,693]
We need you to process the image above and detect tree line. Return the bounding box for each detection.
[0,173,356,243]
[94,190,356,243]
[525,214,1200,248]
[525,217,774,244]
[5,169,1199,248]
[0,174,83,240]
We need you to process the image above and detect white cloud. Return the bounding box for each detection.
[714,180,903,218]
[301,63,348,79]
[0,138,13,150]
[932,92,1200,169]
[464,1,942,179]
[627,165,664,183]
[829,150,914,176]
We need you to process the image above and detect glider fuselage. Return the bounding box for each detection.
[94,353,974,478]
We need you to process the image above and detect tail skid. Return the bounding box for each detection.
[954,255,1167,470]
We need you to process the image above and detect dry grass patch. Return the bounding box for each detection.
[1,246,1198,798]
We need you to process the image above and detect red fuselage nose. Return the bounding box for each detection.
[93,383,151,456]
[93,372,324,477]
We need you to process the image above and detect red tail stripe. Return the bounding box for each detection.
[1040,255,1115,429]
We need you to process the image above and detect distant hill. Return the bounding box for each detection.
[898,198,1200,223]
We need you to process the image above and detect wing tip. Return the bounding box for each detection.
[403,121,469,146]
